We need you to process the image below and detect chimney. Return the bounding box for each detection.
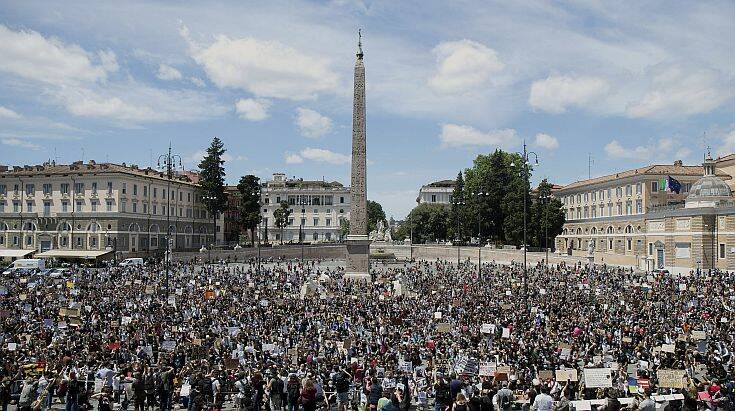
[674,160,683,167]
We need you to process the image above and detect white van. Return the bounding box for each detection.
[12,259,45,270]
[119,258,144,267]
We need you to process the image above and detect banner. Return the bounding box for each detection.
[583,368,612,388]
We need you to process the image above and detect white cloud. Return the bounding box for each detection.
[190,77,206,87]
[157,63,183,81]
[626,66,734,119]
[55,82,227,123]
[719,129,735,156]
[295,108,333,138]
[529,75,610,113]
[604,140,654,160]
[235,98,271,121]
[0,24,110,85]
[286,148,349,165]
[300,148,350,165]
[604,137,689,161]
[0,106,22,119]
[2,138,41,150]
[428,39,504,94]
[439,124,518,148]
[98,50,119,73]
[285,153,304,164]
[183,27,339,100]
[534,133,559,150]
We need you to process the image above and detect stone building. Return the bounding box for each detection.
[259,173,350,243]
[0,160,214,259]
[555,155,735,273]
[417,180,455,205]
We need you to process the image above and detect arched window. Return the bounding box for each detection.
[87,222,101,232]
[606,226,614,234]
[625,225,633,234]
[591,227,597,235]
[0,222,7,231]
[24,221,37,231]
[129,223,141,232]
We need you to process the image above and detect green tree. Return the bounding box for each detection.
[339,218,350,241]
[530,179,565,250]
[198,137,227,246]
[448,171,468,243]
[273,201,292,245]
[367,200,387,233]
[397,203,449,244]
[236,175,261,246]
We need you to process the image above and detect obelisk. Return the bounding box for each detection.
[345,30,370,281]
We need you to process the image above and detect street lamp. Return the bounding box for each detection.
[157,144,182,292]
[451,198,466,264]
[470,191,490,246]
[201,194,218,264]
[510,140,539,299]
[540,194,551,268]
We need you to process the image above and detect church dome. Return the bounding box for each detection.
[687,176,731,199]
[685,152,732,208]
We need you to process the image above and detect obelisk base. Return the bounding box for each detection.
[344,234,371,281]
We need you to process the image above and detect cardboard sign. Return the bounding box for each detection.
[556,369,578,382]
[661,344,675,353]
[479,362,496,376]
[160,340,176,351]
[583,368,612,388]
[502,328,510,339]
[657,369,686,389]
[7,343,17,351]
[179,384,191,397]
[481,324,495,334]
[691,330,706,341]
[434,312,442,319]
[538,370,554,381]
[399,360,413,373]
[437,323,451,333]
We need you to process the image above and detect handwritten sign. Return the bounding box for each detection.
[583,368,612,388]
[556,369,578,382]
[657,369,686,389]
[479,362,496,376]
[481,324,495,334]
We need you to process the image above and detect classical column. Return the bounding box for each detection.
[345,31,370,280]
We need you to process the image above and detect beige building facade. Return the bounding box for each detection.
[0,161,214,258]
[555,156,735,274]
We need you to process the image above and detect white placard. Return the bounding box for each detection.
[502,328,510,339]
[480,324,495,334]
[583,368,612,388]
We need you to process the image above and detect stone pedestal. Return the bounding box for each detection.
[345,234,370,280]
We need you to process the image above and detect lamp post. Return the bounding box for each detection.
[157,144,182,292]
[540,194,551,268]
[452,198,466,264]
[511,140,539,299]
[201,194,219,264]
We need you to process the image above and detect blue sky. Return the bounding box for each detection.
[0,1,734,219]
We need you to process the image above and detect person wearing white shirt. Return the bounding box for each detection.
[530,387,553,411]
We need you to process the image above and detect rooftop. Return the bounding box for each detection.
[560,160,730,191]
[423,179,456,188]
[0,160,199,186]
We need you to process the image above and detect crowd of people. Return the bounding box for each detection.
[0,256,733,411]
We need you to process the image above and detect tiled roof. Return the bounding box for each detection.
[560,164,730,191]
[0,161,199,186]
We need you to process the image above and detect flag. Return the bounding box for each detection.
[638,378,650,392]
[659,178,667,192]
[667,176,682,194]
[628,377,638,394]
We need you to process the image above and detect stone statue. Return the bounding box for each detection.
[369,220,389,242]
[587,241,595,257]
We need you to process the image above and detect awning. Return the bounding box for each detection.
[0,249,35,258]
[35,249,113,260]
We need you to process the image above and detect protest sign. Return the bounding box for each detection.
[399,360,413,373]
[160,340,176,351]
[539,370,554,380]
[437,323,451,333]
[479,362,496,376]
[555,369,578,382]
[691,330,706,340]
[583,368,612,388]
[657,369,686,389]
[481,323,495,334]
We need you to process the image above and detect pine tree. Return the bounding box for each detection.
[198,137,227,246]
[236,175,261,246]
[449,171,466,243]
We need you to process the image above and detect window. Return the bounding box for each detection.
[675,243,691,259]
[431,194,437,203]
[62,201,68,212]
[584,193,588,202]
[153,187,158,198]
[76,200,83,212]
[132,203,137,213]
[300,218,306,226]
[576,194,581,203]
[122,183,127,195]
[0,202,4,213]
[339,209,344,214]
[61,183,69,195]
[43,202,51,216]
[91,201,98,212]
[187,193,191,202]
[288,218,294,226]
[649,243,653,255]
[591,192,596,202]
[569,196,574,205]
[12,201,19,212]
[179,191,183,202]
[636,199,642,214]
[143,186,148,197]
[179,207,183,217]
[153,205,157,215]
[0,185,5,195]
[27,236,33,245]
[13,184,19,195]
[340,196,345,204]
[76,237,82,247]
[133,184,138,196]
[599,204,604,217]
[326,218,331,226]
[324,196,333,205]
[121,202,126,212]
[74,182,84,194]
[720,243,726,259]
[608,203,613,216]
[144,204,149,214]
[106,200,113,212]
[162,205,166,216]
[617,203,622,215]
[591,207,597,218]
[627,239,632,251]
[313,232,318,241]
[576,208,581,219]
[625,185,632,196]
[107,182,113,194]
[313,218,319,226]
[616,187,622,197]
[43,184,52,195]
[636,183,641,194]
[162,189,166,199]
[264,197,269,204]
[26,184,35,196]
[626,201,632,215]
[91,237,97,247]
[583,207,588,218]
[26,201,33,212]
[651,181,658,192]
[607,188,611,199]
[92,182,98,194]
